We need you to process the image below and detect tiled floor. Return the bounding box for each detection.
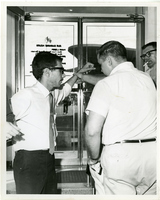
[6,171,16,194]
[6,170,94,195]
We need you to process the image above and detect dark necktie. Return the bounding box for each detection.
[49,93,55,154]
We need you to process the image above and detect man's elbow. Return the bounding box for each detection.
[85,124,96,137]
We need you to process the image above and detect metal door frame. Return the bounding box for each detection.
[21,15,145,166]
[7,7,25,93]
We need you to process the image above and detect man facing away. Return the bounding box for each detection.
[85,41,157,195]
[10,51,94,194]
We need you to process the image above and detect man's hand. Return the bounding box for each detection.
[78,62,95,74]
[6,122,21,140]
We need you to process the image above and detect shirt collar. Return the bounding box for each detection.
[35,81,50,97]
[110,61,134,76]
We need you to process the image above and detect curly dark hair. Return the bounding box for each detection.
[32,51,63,80]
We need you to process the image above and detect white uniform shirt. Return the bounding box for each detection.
[11,81,71,151]
[86,62,157,145]
[146,66,156,86]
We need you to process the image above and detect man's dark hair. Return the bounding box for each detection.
[32,51,63,80]
[96,40,127,61]
[142,42,157,50]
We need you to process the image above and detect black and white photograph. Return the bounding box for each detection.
[0,0,159,200]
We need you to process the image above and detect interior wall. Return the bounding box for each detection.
[7,9,16,100]
[144,7,157,43]
[6,9,16,163]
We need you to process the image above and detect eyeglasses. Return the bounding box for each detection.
[49,67,66,72]
[30,66,66,74]
[140,49,156,60]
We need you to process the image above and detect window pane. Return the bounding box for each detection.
[25,21,78,87]
[83,22,136,48]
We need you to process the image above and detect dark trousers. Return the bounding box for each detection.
[13,150,57,194]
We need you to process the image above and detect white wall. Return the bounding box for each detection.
[144,7,157,43]
[6,10,17,163]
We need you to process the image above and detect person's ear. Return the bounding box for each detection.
[107,56,112,66]
[43,68,50,77]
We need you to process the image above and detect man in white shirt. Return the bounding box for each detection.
[11,51,94,194]
[85,41,157,195]
[141,42,157,87]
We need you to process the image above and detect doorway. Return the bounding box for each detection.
[24,18,141,167]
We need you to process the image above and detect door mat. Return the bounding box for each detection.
[57,170,87,183]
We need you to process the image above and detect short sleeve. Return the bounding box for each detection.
[86,81,111,118]
[11,90,31,121]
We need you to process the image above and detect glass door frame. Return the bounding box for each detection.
[79,17,145,166]
[6,6,25,170]
[23,16,145,167]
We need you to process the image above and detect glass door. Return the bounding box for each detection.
[24,21,86,166]
[24,19,143,167]
[81,21,137,166]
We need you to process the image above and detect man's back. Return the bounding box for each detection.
[94,62,156,144]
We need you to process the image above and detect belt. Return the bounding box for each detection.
[114,138,156,144]
[16,149,49,154]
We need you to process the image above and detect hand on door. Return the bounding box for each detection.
[78,62,95,74]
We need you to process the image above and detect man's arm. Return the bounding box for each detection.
[66,62,96,87]
[85,111,105,160]
[76,73,105,85]
[56,63,96,102]
[75,62,105,85]
[65,73,79,88]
